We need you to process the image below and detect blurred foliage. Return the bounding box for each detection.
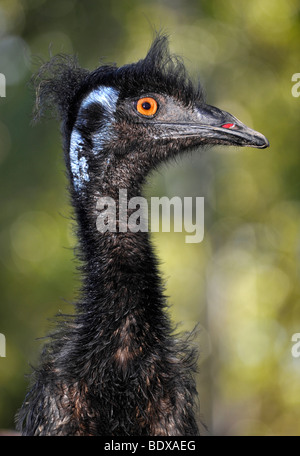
[0,0,300,435]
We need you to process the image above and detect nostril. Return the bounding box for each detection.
[221,123,235,129]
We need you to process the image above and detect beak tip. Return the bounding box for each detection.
[255,135,270,149]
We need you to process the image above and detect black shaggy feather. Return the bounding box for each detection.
[16,35,203,436]
[16,33,269,436]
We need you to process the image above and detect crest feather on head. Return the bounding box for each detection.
[32,34,204,136]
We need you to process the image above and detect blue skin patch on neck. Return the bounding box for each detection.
[69,86,119,191]
[81,86,119,113]
[69,129,90,191]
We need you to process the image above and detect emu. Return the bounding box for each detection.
[16,35,269,436]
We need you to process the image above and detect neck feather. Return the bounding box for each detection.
[70,174,170,345]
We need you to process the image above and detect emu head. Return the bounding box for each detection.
[33,35,269,196]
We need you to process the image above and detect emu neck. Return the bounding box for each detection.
[72,174,167,335]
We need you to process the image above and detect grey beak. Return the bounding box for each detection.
[153,104,270,149]
[189,104,270,149]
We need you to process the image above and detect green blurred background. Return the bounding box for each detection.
[0,0,300,436]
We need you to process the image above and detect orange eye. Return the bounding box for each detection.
[136,97,158,116]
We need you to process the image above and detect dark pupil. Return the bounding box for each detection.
[142,102,151,110]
